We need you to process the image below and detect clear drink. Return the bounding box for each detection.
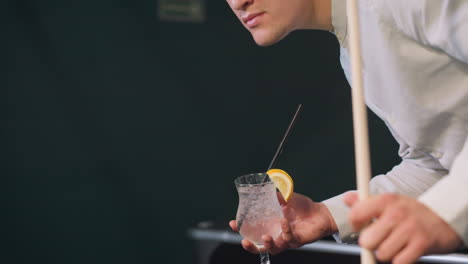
[235,173,283,264]
[236,185,283,243]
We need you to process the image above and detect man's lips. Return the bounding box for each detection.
[241,12,265,27]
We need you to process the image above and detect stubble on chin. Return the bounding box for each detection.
[251,28,289,47]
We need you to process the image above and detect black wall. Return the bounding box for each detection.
[3,1,399,263]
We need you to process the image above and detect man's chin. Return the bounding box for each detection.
[254,40,275,47]
[251,31,288,47]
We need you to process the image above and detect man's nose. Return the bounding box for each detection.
[228,0,253,10]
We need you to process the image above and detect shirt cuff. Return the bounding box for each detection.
[322,191,359,244]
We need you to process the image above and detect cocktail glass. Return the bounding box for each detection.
[235,173,283,264]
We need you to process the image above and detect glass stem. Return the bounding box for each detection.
[259,252,270,264]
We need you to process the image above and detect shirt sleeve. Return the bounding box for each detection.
[387,0,468,64]
[419,138,468,246]
[322,160,446,243]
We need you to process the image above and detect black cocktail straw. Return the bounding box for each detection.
[261,104,302,183]
[267,104,302,170]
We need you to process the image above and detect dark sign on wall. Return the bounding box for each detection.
[158,0,206,23]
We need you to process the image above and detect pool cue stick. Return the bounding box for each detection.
[346,1,376,264]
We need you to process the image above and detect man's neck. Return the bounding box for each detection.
[306,0,332,31]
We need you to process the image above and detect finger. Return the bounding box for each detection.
[229,220,238,232]
[262,235,278,254]
[241,239,261,254]
[262,235,273,250]
[349,194,398,231]
[281,218,293,243]
[359,210,402,250]
[262,234,288,255]
[344,192,358,207]
[373,223,410,262]
[392,238,428,264]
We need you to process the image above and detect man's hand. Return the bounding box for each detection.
[229,192,337,255]
[345,192,462,264]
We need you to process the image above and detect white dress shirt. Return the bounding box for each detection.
[323,0,468,245]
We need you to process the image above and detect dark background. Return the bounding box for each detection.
[2,0,399,263]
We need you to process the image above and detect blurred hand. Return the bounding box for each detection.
[345,192,462,264]
[229,192,337,255]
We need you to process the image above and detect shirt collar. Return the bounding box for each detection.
[331,0,348,47]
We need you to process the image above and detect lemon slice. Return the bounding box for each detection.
[266,169,294,202]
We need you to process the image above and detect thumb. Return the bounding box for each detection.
[343,192,358,207]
